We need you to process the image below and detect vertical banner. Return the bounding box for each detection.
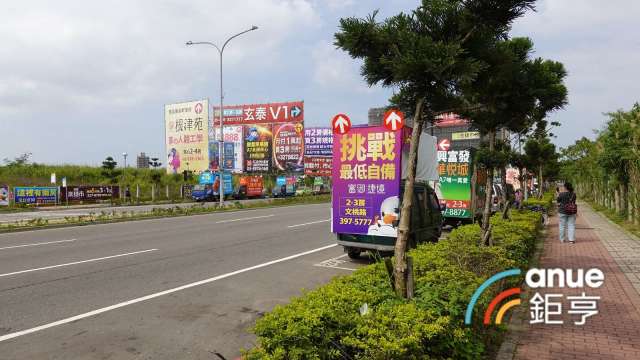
[332,126,402,236]
[165,100,209,174]
[244,124,272,173]
[224,125,244,172]
[0,185,9,206]
[304,127,333,156]
[273,122,304,173]
[209,125,244,173]
[437,149,473,218]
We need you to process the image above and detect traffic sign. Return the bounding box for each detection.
[332,114,351,135]
[438,138,451,151]
[383,109,404,131]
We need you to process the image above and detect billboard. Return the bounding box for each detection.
[437,149,473,219]
[59,186,119,202]
[213,101,304,125]
[165,100,209,174]
[244,124,273,172]
[332,126,403,236]
[208,125,244,173]
[304,156,332,177]
[0,185,8,206]
[304,127,333,156]
[273,123,304,173]
[14,186,58,205]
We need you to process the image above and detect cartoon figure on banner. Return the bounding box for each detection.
[0,186,9,206]
[168,148,181,174]
[367,196,400,237]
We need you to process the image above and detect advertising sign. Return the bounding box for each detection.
[59,186,119,202]
[165,100,209,174]
[244,124,272,173]
[304,156,332,177]
[199,171,214,184]
[332,126,403,236]
[437,149,473,219]
[244,176,264,197]
[434,112,469,127]
[182,184,193,198]
[273,123,304,172]
[286,176,296,193]
[452,131,480,141]
[213,101,304,125]
[208,125,244,173]
[14,186,58,205]
[0,185,9,206]
[304,127,333,156]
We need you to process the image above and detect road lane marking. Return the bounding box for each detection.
[287,219,330,228]
[0,243,337,343]
[215,215,274,224]
[0,239,78,251]
[0,249,158,278]
[314,253,357,271]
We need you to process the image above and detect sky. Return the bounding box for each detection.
[1,0,639,165]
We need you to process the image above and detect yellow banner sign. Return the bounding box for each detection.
[451,131,480,140]
[165,100,209,174]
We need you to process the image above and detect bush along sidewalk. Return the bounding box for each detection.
[244,210,543,359]
[0,195,330,232]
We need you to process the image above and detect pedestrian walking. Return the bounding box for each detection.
[557,182,577,243]
[514,189,523,209]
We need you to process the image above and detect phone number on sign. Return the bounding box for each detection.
[444,208,468,217]
[339,217,373,226]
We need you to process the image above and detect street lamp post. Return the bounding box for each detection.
[186,25,258,209]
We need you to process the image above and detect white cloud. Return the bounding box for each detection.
[323,0,355,10]
[0,0,318,114]
[311,42,375,94]
[512,0,640,147]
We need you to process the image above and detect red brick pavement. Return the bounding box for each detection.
[514,211,640,360]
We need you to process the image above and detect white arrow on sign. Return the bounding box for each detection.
[385,111,403,130]
[334,116,349,133]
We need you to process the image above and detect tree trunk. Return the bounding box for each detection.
[523,169,528,201]
[481,130,495,245]
[538,165,543,199]
[614,187,620,214]
[628,186,634,223]
[394,98,425,298]
[501,167,508,211]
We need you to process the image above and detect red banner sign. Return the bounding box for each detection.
[445,199,470,210]
[304,156,332,177]
[213,101,304,125]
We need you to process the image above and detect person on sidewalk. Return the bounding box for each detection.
[557,182,578,243]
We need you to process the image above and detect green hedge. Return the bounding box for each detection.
[244,210,542,359]
[521,191,554,209]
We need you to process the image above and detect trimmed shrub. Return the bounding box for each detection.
[245,210,543,359]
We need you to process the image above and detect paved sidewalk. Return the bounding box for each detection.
[514,201,640,360]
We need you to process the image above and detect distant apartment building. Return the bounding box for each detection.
[136,152,150,169]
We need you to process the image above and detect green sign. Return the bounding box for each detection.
[438,149,473,219]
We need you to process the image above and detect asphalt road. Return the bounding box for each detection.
[0,203,368,359]
[0,198,295,225]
